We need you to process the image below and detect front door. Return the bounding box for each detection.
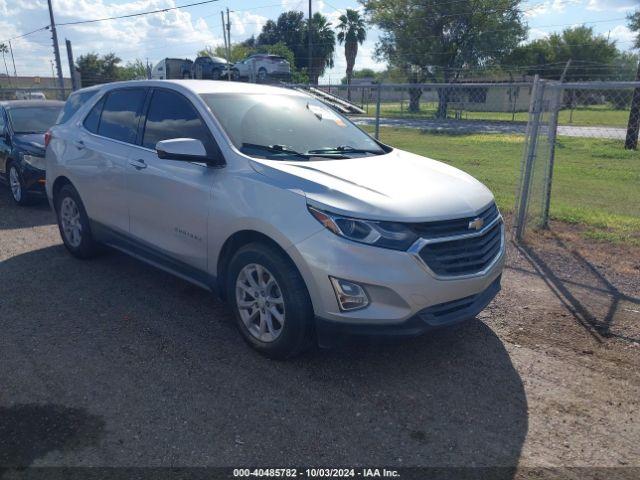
[127,88,217,272]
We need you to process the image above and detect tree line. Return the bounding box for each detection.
[73,1,640,115]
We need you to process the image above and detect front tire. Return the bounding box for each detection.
[55,184,100,259]
[227,243,314,359]
[8,163,31,206]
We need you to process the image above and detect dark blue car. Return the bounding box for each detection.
[0,100,63,205]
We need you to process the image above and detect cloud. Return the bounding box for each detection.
[609,24,637,45]
[528,28,550,41]
[586,0,637,12]
[4,0,224,76]
[229,10,269,38]
[525,0,594,17]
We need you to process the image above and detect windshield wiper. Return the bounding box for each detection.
[307,145,384,155]
[242,143,345,160]
[242,143,312,160]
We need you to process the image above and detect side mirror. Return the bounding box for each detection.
[156,138,223,166]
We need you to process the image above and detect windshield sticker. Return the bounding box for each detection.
[307,103,346,127]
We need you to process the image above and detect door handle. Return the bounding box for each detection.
[129,159,147,170]
[73,140,85,150]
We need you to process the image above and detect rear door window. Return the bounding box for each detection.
[97,88,147,144]
[142,89,215,154]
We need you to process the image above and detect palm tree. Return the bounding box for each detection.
[0,44,10,83]
[336,9,366,99]
[306,12,335,85]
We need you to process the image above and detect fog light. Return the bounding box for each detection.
[330,277,369,311]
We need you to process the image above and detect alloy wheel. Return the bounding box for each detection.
[235,263,286,343]
[60,196,83,248]
[9,167,22,202]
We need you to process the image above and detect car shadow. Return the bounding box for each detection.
[0,403,105,472]
[0,245,527,473]
[0,185,55,230]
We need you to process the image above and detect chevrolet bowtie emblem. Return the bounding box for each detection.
[468,217,484,230]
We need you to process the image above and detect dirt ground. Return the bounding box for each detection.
[0,188,638,478]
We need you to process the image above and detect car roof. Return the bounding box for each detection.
[95,79,307,97]
[0,100,65,109]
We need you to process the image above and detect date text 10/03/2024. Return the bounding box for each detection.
[232,468,400,478]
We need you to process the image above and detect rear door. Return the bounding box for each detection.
[72,87,147,233]
[127,88,218,272]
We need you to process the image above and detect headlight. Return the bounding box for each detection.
[22,154,46,170]
[308,205,418,250]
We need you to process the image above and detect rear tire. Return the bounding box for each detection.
[54,184,100,259]
[257,68,267,82]
[227,243,314,359]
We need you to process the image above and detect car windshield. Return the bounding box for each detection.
[8,106,62,134]
[200,93,386,160]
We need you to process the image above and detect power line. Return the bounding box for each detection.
[1,25,50,44]
[56,0,223,27]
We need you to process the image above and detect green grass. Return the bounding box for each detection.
[362,126,640,244]
[366,102,630,128]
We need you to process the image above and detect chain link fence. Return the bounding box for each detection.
[292,82,538,137]
[0,86,71,101]
[514,79,640,240]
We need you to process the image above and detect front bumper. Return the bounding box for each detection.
[287,226,505,330]
[20,163,46,195]
[316,275,501,341]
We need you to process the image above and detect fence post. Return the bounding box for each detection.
[541,82,563,229]
[374,82,381,140]
[515,75,545,241]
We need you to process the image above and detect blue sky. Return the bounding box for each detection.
[1,0,638,82]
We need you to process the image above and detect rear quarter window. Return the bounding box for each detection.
[57,90,99,125]
[83,96,105,134]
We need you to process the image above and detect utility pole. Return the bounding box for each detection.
[8,40,17,77]
[625,59,640,150]
[308,0,313,84]
[47,0,65,98]
[220,9,231,80]
[65,39,77,91]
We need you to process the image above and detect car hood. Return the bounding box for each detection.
[13,133,46,154]
[250,148,495,222]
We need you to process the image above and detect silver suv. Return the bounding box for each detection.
[231,54,291,82]
[46,80,504,358]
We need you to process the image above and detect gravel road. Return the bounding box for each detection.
[0,187,638,477]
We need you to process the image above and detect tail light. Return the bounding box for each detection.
[44,130,52,148]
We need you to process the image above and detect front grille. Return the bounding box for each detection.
[417,217,503,277]
[409,203,499,239]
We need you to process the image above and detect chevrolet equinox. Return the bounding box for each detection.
[46,80,504,358]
